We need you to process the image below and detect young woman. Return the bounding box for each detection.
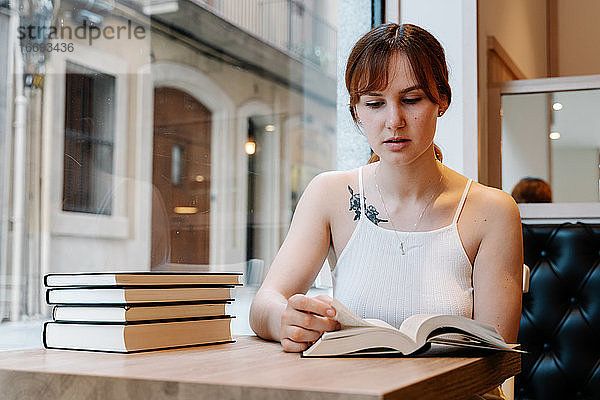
[249,24,522,363]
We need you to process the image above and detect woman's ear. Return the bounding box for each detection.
[437,100,449,117]
[442,96,450,112]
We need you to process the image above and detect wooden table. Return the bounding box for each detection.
[0,336,519,399]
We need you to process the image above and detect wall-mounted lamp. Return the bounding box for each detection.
[245,139,256,155]
[265,124,275,132]
[552,102,563,111]
[549,131,561,140]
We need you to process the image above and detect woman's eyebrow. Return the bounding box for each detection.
[362,86,422,97]
[363,92,383,97]
[399,85,422,94]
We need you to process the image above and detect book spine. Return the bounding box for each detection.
[47,315,234,325]
[43,340,237,354]
[47,299,235,306]
[42,322,50,349]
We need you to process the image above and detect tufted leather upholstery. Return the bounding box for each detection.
[516,223,600,399]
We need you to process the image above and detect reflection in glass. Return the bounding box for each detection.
[0,0,338,339]
[62,62,115,215]
[171,145,182,186]
[501,89,600,202]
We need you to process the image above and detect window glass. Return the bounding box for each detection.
[63,62,116,215]
[0,0,338,348]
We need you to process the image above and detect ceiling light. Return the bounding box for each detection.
[265,124,275,132]
[552,102,563,111]
[173,206,198,215]
[549,132,561,140]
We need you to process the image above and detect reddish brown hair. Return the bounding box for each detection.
[345,24,451,163]
[511,177,552,203]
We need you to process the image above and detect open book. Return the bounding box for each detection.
[302,299,522,357]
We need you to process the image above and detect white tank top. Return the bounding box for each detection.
[331,166,474,329]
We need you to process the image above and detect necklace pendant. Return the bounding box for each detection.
[400,242,406,256]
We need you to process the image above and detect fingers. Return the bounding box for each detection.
[280,294,341,353]
[281,323,323,343]
[288,294,336,318]
[283,309,338,337]
[281,338,311,352]
[280,321,327,353]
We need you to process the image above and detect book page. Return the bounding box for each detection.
[310,300,518,356]
[398,314,438,342]
[400,314,511,351]
[331,299,395,329]
[363,319,396,329]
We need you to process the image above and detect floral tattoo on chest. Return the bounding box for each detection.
[347,185,388,225]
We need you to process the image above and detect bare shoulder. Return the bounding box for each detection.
[470,182,520,216]
[307,169,356,188]
[296,169,359,216]
[467,182,522,232]
[301,170,358,201]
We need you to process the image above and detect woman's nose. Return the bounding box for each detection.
[384,103,405,130]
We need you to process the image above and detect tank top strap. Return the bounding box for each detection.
[358,166,366,212]
[452,178,473,224]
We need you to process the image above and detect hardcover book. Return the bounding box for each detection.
[44,272,241,287]
[43,316,233,353]
[302,299,522,357]
[52,302,230,322]
[46,287,234,305]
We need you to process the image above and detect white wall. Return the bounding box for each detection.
[552,147,599,202]
[558,0,600,76]
[501,93,549,193]
[478,0,547,80]
[401,0,478,179]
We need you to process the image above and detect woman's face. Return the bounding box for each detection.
[355,53,445,165]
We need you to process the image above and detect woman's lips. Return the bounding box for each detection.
[383,138,411,151]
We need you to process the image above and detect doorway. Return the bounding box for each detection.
[151,86,211,266]
[246,115,277,267]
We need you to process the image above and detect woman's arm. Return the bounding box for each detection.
[249,172,340,351]
[472,188,523,343]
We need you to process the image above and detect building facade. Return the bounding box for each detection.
[0,0,338,320]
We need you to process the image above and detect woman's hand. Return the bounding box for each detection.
[280,294,340,352]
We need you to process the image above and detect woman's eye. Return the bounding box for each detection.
[365,102,384,109]
[403,97,422,104]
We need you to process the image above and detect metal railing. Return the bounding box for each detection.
[197,0,336,75]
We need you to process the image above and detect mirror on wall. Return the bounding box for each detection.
[501,89,600,203]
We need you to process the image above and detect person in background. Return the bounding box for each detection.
[250,23,523,399]
[511,177,552,203]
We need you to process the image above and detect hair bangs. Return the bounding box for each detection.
[405,48,442,105]
[350,45,396,100]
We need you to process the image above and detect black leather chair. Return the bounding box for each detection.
[516,223,600,399]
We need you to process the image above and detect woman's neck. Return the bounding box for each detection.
[375,151,444,202]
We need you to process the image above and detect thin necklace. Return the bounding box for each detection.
[373,162,444,256]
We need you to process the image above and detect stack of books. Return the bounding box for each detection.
[43,271,241,353]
